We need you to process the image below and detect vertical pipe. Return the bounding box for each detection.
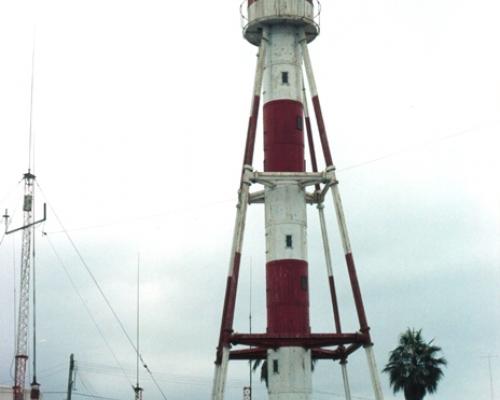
[248,259,252,394]
[31,187,40,400]
[32,204,36,381]
[137,255,139,388]
[134,253,142,400]
[12,236,16,360]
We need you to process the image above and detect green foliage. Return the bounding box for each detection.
[252,359,268,387]
[383,328,447,400]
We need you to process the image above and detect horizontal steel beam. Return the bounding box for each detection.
[311,348,343,360]
[248,190,322,204]
[230,332,369,348]
[228,345,364,361]
[250,171,335,188]
[229,348,267,360]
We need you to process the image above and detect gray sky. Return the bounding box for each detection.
[0,0,499,400]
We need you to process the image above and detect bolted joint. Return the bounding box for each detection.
[23,171,36,181]
[241,164,254,186]
[359,328,373,346]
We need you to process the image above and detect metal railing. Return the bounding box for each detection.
[240,0,321,31]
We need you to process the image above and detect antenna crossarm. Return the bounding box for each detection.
[5,203,47,235]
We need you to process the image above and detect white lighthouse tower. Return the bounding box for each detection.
[211,1,385,400]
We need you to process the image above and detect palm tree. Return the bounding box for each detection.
[383,328,447,400]
[252,359,268,387]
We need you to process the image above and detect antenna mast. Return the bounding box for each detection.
[134,254,143,400]
[4,37,46,400]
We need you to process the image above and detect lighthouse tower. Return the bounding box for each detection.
[212,1,385,400]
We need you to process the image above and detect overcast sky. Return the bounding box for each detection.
[0,0,499,400]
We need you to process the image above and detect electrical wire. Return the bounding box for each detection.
[36,361,67,375]
[37,183,168,400]
[26,120,497,400]
[44,235,133,387]
[38,184,140,349]
[42,198,234,235]
[76,362,248,388]
[337,120,499,173]
[77,371,98,399]
[314,389,374,400]
[0,171,23,208]
[73,394,120,400]
[36,120,499,237]
[37,366,67,379]
[41,392,120,400]
[34,391,66,395]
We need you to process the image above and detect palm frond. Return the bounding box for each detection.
[383,328,446,400]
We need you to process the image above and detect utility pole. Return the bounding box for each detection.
[66,354,75,400]
[481,354,498,400]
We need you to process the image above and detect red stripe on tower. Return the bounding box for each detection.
[266,259,310,335]
[264,100,304,172]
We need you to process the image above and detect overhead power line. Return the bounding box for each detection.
[73,394,121,400]
[77,372,99,399]
[35,119,499,237]
[314,388,374,400]
[337,119,499,173]
[45,235,133,387]
[37,182,168,400]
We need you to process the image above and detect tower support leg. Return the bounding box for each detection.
[340,361,352,400]
[302,36,370,334]
[212,168,252,400]
[301,38,384,400]
[212,347,230,400]
[211,35,267,400]
[365,345,384,400]
[317,203,342,333]
[330,183,371,333]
